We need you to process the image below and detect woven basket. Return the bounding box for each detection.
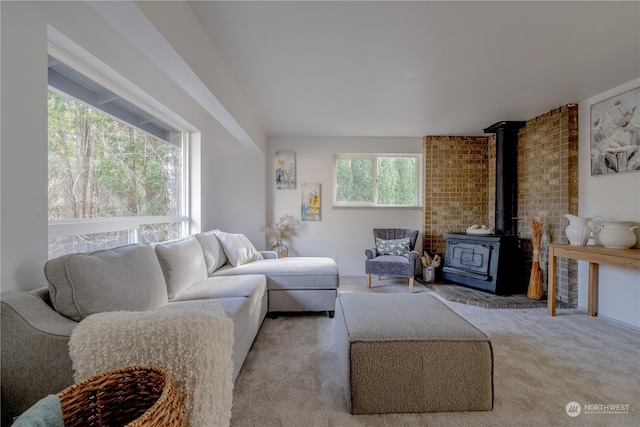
[58,366,184,427]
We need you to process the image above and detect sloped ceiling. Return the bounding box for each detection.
[189,1,640,137]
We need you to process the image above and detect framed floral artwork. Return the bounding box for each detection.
[301,183,321,221]
[590,87,640,175]
[275,151,296,189]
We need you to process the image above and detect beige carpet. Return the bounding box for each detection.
[230,276,640,426]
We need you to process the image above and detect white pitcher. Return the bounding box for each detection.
[564,214,592,246]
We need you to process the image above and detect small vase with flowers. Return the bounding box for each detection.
[262,214,299,258]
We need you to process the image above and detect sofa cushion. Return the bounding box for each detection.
[45,244,168,321]
[195,229,228,274]
[155,236,208,299]
[214,231,263,267]
[213,257,339,290]
[171,275,267,347]
[161,297,261,382]
[171,275,267,302]
[161,298,250,345]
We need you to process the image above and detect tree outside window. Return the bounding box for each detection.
[48,90,185,257]
[333,154,421,207]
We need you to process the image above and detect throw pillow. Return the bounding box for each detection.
[45,244,168,321]
[214,231,264,267]
[195,229,228,275]
[375,237,411,257]
[155,236,208,299]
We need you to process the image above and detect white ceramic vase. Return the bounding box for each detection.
[564,214,591,246]
[597,222,638,249]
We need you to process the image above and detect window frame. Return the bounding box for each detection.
[332,153,423,208]
[47,45,190,256]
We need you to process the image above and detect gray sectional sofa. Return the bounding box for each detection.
[0,229,339,425]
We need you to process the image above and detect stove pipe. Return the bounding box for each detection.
[483,121,525,236]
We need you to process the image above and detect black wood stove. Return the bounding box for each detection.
[442,121,526,295]
[442,232,518,294]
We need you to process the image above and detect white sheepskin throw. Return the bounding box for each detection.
[68,301,234,427]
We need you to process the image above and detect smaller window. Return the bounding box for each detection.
[333,154,422,207]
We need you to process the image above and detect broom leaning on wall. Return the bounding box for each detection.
[527,219,544,300]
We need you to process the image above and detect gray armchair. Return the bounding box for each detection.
[365,228,419,292]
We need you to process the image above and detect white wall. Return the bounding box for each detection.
[130,1,267,241]
[132,0,266,154]
[201,120,266,245]
[267,136,423,276]
[0,2,49,295]
[0,1,266,293]
[578,78,640,328]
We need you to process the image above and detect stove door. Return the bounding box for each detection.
[444,241,491,279]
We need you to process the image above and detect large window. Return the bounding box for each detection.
[48,50,188,258]
[333,154,422,207]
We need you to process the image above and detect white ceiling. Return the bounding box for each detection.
[189,1,640,138]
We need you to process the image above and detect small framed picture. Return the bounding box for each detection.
[275,151,296,189]
[301,183,321,221]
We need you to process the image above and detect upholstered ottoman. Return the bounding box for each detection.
[334,293,493,414]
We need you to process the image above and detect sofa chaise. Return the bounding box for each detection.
[0,229,339,424]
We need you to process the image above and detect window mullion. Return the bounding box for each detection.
[373,156,379,204]
[129,228,139,244]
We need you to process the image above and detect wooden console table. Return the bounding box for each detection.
[548,243,640,316]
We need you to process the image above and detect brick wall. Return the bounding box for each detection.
[423,136,489,255]
[516,104,579,304]
[424,104,579,304]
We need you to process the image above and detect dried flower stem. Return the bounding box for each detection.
[262,214,299,243]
